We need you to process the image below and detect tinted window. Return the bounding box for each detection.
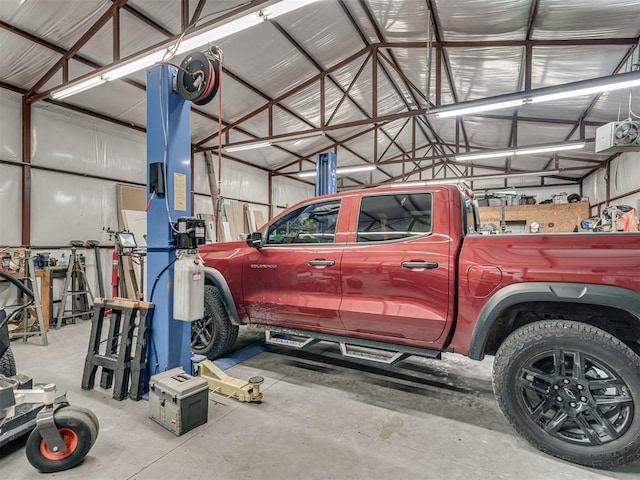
[357,193,432,243]
[266,200,341,245]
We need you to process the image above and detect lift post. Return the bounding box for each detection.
[315,152,337,196]
[145,64,193,378]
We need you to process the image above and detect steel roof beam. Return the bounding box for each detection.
[195,45,372,146]
[425,0,471,151]
[352,0,446,161]
[377,38,640,49]
[27,0,127,96]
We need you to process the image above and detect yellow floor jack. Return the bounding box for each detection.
[195,360,264,403]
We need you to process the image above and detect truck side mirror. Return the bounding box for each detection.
[247,232,263,249]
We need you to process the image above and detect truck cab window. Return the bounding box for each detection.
[266,200,341,245]
[465,199,479,235]
[356,193,432,243]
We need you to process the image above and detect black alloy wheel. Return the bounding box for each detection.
[493,320,640,468]
[191,285,238,359]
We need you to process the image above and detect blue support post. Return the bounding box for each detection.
[146,65,193,379]
[316,152,337,196]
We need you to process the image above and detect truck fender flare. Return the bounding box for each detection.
[203,267,242,326]
[468,282,640,360]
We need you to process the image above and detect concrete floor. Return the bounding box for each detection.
[1,321,640,480]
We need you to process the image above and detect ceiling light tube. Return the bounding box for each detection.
[51,76,107,99]
[391,170,562,187]
[223,141,272,152]
[531,78,640,103]
[49,0,321,99]
[514,142,585,156]
[101,51,167,82]
[391,181,429,187]
[174,14,264,55]
[430,71,640,118]
[336,165,376,174]
[260,0,321,18]
[456,142,586,162]
[434,99,526,118]
[297,164,377,178]
[456,150,515,162]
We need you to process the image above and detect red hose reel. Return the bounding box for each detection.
[175,49,220,106]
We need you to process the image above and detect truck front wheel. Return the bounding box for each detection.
[493,320,640,468]
[191,285,239,359]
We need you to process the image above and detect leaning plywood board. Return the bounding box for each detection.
[233,201,248,238]
[224,201,247,240]
[246,205,257,233]
[116,185,146,299]
[223,203,238,241]
[122,209,148,295]
[116,185,146,227]
[122,210,148,247]
[253,210,267,230]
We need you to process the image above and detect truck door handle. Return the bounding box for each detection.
[308,259,335,267]
[401,261,438,270]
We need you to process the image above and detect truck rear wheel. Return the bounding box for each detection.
[191,285,238,359]
[493,320,640,468]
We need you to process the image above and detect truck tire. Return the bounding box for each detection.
[191,285,238,359]
[493,320,640,468]
[0,347,16,377]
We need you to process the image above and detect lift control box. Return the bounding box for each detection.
[173,217,206,250]
[149,368,208,436]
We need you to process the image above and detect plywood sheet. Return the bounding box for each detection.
[253,210,267,230]
[116,184,146,229]
[478,201,590,233]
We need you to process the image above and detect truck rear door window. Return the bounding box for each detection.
[356,193,432,243]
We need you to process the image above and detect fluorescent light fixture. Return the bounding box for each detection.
[49,0,321,99]
[431,71,640,118]
[456,142,586,162]
[174,14,263,55]
[514,142,585,156]
[260,0,319,18]
[223,141,272,153]
[456,150,516,162]
[297,164,377,178]
[435,100,525,118]
[391,169,562,187]
[297,171,317,178]
[469,170,561,181]
[101,51,167,81]
[224,131,324,153]
[391,181,429,187]
[51,76,106,99]
[337,165,376,174]
[531,78,640,103]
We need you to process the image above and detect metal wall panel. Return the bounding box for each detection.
[30,170,118,245]
[0,90,21,162]
[0,164,22,246]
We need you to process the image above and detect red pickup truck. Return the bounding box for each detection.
[196,185,640,469]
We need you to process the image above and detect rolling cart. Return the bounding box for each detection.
[0,270,99,473]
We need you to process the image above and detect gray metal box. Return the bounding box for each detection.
[149,368,208,436]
